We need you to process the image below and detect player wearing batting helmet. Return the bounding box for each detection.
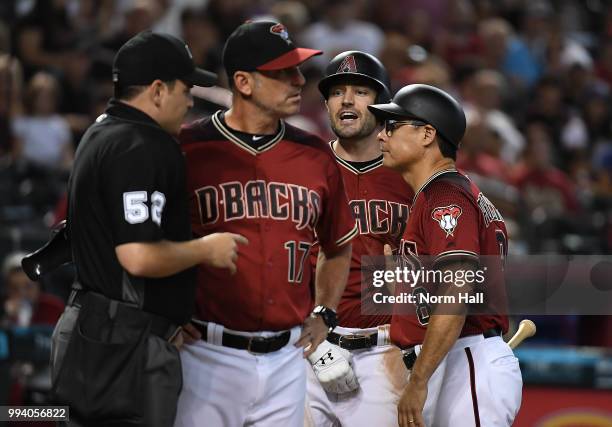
[369,84,522,427]
[173,22,357,427]
[305,51,414,427]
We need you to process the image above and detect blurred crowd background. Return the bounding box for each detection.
[0,0,611,422]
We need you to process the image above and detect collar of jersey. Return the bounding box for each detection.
[212,110,285,155]
[106,99,163,130]
[329,140,383,175]
[411,168,458,207]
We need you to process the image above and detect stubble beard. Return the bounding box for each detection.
[252,95,300,119]
[331,114,377,140]
[251,76,300,119]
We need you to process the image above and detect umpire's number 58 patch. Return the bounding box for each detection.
[123,191,166,225]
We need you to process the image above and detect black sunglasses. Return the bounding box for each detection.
[384,119,428,136]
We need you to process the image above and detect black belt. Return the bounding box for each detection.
[402,327,502,370]
[402,348,417,370]
[327,331,378,350]
[68,289,181,342]
[193,321,291,354]
[482,327,503,339]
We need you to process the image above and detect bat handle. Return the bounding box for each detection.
[507,319,536,350]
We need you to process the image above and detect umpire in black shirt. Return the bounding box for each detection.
[50,31,248,426]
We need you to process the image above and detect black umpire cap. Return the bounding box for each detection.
[113,31,218,88]
[368,84,466,146]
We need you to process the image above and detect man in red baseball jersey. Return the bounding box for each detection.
[173,22,356,427]
[305,51,413,427]
[369,84,522,427]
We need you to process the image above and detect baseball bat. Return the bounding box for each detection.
[507,319,536,349]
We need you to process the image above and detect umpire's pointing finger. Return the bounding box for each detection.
[232,234,249,245]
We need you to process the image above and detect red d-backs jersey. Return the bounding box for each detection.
[391,169,509,347]
[180,112,357,332]
[312,147,413,328]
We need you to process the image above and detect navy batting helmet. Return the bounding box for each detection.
[368,84,466,146]
[318,51,391,103]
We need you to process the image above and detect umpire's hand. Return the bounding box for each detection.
[200,232,249,274]
[296,313,329,358]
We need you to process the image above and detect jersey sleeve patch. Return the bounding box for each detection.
[431,204,462,238]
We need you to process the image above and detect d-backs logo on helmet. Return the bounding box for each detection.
[270,23,291,43]
[431,205,462,238]
[337,55,357,73]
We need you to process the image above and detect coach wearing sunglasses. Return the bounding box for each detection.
[368,84,522,427]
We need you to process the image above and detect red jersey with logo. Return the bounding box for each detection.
[311,147,413,328]
[180,112,357,332]
[391,169,509,348]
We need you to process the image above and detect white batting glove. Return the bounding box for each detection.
[307,342,359,394]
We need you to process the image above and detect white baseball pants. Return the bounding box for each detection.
[305,325,407,427]
[414,334,522,427]
[174,323,305,427]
